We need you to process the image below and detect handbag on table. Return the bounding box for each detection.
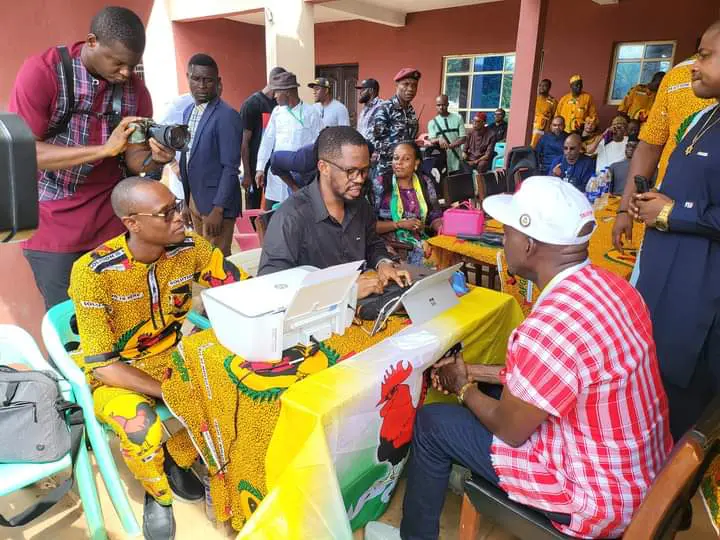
[441,202,485,237]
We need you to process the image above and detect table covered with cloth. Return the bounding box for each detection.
[160,287,523,537]
[429,198,645,280]
[702,455,720,535]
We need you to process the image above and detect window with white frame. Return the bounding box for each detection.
[608,41,675,104]
[441,53,515,124]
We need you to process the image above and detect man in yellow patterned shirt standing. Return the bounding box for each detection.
[69,177,247,540]
[532,78,557,147]
[617,71,665,122]
[556,75,598,133]
[613,56,714,252]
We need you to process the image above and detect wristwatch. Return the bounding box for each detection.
[654,202,675,232]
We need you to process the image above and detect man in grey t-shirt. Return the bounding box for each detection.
[310,77,350,127]
[609,137,643,195]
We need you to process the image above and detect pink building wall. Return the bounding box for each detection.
[172,18,267,110]
[0,0,153,110]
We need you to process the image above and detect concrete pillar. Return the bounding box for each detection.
[506,0,547,153]
[144,0,181,115]
[264,0,316,103]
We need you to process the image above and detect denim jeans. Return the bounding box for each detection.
[400,384,571,539]
[400,398,501,540]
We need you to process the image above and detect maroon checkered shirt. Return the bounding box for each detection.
[9,42,152,252]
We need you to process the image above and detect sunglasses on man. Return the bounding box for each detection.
[127,199,185,223]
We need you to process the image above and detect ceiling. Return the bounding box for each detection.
[360,0,494,11]
[227,0,499,26]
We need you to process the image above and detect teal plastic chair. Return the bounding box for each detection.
[186,311,210,330]
[0,324,107,540]
[42,300,177,537]
[492,141,507,170]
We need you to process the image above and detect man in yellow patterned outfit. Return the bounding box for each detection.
[531,78,557,147]
[556,75,598,133]
[69,177,247,540]
[617,71,665,122]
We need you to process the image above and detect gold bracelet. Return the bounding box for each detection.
[457,381,475,405]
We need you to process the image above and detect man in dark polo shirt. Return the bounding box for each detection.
[9,6,174,309]
[258,126,410,298]
[239,66,286,208]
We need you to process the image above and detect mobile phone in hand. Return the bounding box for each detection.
[634,175,650,194]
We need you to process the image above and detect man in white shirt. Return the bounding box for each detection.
[159,93,194,200]
[309,77,350,127]
[256,72,323,209]
[595,115,629,173]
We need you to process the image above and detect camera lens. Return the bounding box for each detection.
[166,126,190,151]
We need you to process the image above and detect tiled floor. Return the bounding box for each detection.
[2,438,717,540]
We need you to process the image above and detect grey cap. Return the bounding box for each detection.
[270,71,300,91]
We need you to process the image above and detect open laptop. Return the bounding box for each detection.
[370,263,463,335]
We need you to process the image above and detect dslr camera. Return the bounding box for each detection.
[128,119,191,151]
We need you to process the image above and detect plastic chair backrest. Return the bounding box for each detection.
[0,324,56,374]
[234,209,266,251]
[624,393,720,538]
[227,248,262,277]
[43,300,172,424]
[42,300,87,387]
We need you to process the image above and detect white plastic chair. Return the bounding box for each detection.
[0,324,107,539]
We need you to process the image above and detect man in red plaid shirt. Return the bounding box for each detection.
[377,177,672,539]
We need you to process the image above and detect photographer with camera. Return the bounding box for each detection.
[8,6,174,310]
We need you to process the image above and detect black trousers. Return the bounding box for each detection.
[24,249,84,310]
[663,314,720,440]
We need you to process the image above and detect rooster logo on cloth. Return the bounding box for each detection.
[348,360,426,520]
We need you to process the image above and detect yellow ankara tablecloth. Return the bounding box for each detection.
[239,287,522,538]
[163,287,522,538]
[702,452,720,535]
[429,203,645,281]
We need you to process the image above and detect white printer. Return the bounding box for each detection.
[202,261,362,362]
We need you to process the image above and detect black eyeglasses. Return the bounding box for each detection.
[128,199,185,223]
[322,159,370,181]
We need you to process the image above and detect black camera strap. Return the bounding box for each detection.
[111,84,131,177]
[44,46,74,140]
[45,47,124,139]
[110,83,123,131]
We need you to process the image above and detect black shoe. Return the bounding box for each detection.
[163,446,204,502]
[143,493,176,540]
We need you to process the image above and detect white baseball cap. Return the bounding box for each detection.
[482,176,596,245]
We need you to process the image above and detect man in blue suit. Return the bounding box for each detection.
[631,21,720,439]
[180,53,242,255]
